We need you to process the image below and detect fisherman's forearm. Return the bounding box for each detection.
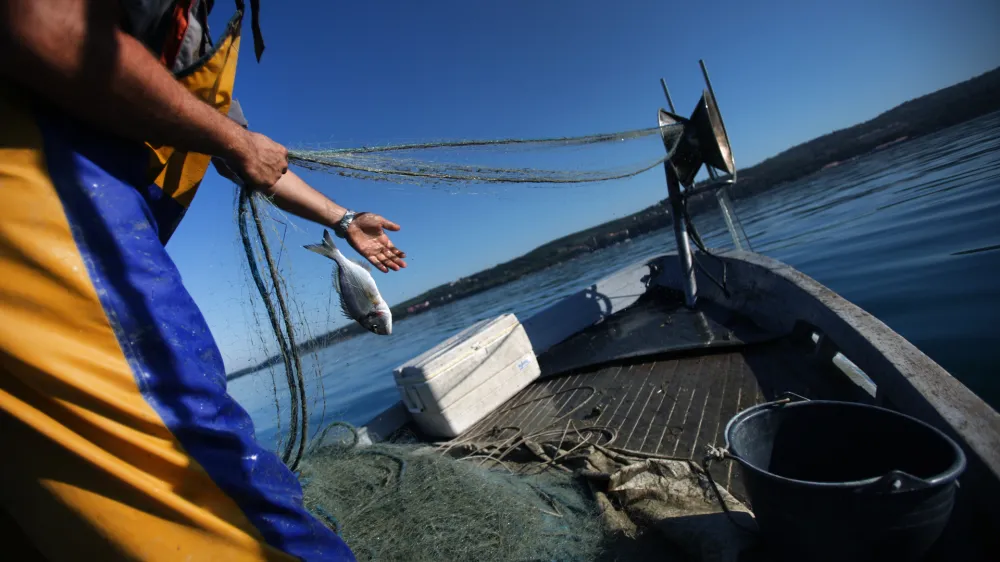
[0,0,248,161]
[264,170,348,228]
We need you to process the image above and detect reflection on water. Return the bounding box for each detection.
[230,112,1000,448]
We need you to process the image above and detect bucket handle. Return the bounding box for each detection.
[732,391,810,415]
[773,390,809,404]
[864,469,936,494]
[701,392,809,534]
[702,447,759,535]
[722,394,949,497]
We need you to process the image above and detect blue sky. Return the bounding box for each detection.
[167,0,1000,370]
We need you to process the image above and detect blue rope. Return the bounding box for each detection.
[358,450,408,484]
[313,505,342,535]
[309,421,359,454]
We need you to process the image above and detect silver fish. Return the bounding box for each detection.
[304,230,393,335]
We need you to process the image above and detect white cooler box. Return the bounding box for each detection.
[393,314,540,438]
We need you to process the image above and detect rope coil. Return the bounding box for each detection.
[239,188,309,470]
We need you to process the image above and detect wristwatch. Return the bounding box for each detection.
[333,210,357,238]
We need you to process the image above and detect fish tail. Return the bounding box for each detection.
[303,229,341,260]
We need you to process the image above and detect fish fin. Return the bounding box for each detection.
[338,294,353,320]
[330,270,353,320]
[323,229,338,249]
[329,264,355,321]
[350,258,372,273]
[304,229,340,259]
[303,243,329,257]
[330,264,341,292]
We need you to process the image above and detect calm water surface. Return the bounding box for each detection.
[229,112,1000,448]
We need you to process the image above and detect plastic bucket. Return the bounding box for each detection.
[723,395,966,562]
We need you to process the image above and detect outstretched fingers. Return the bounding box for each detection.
[368,253,390,273]
[383,238,406,260]
[367,249,403,273]
[350,214,407,272]
[385,245,406,269]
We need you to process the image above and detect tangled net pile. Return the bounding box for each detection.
[298,425,605,561]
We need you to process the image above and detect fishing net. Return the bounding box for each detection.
[298,425,605,561]
[228,122,744,561]
[288,125,683,189]
[236,190,314,471]
[297,421,757,562]
[232,123,688,467]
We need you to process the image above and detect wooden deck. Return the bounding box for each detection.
[455,337,871,500]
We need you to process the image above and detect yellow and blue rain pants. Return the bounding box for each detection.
[0,10,353,562]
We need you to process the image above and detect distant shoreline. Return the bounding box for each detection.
[226,66,1000,382]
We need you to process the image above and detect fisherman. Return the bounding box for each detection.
[0,1,405,560]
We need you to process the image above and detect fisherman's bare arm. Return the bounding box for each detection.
[211,102,407,273]
[265,171,408,273]
[0,0,284,189]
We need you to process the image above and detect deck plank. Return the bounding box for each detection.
[650,355,692,456]
[608,362,658,450]
[712,350,743,491]
[452,337,862,501]
[664,356,708,457]
[589,365,624,419]
[673,353,724,459]
[692,352,730,458]
[620,361,659,448]
[519,374,572,435]
[594,364,637,440]
[729,347,765,500]
[630,360,680,452]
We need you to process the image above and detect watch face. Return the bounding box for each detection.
[335,212,355,237]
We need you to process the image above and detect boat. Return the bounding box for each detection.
[360,61,1000,561]
[6,61,992,561]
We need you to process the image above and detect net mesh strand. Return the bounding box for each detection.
[288,125,683,187]
[299,432,604,561]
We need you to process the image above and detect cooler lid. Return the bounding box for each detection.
[392,314,520,383]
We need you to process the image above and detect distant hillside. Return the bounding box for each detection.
[227,66,1000,380]
[390,201,673,312]
[391,66,1000,319]
[726,67,1000,201]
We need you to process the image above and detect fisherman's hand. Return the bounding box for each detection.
[347,214,407,273]
[230,131,289,190]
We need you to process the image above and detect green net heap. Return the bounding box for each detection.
[297,427,605,562]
